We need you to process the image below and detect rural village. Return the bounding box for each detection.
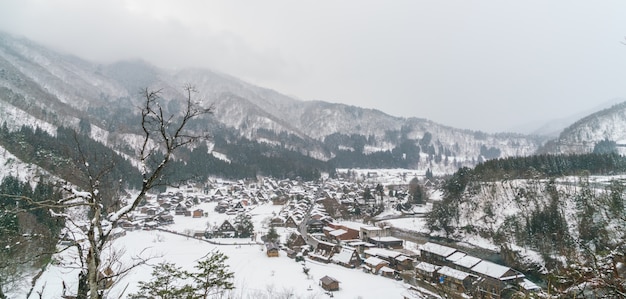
[92,170,543,299]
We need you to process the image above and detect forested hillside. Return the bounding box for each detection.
[426,153,626,296]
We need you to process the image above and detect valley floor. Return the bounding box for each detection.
[23,201,414,299]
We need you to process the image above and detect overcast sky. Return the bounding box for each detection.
[2,0,626,133]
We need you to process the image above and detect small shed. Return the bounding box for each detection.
[266,242,280,257]
[319,275,340,291]
[192,209,204,218]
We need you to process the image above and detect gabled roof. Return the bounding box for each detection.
[331,247,357,264]
[319,275,339,285]
[265,242,280,251]
[364,256,388,266]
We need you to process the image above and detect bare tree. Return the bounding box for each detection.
[22,85,213,299]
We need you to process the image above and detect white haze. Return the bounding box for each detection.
[2,0,626,133]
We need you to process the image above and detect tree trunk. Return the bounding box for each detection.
[77,271,88,299]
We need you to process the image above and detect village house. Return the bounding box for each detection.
[327,221,361,240]
[319,275,340,292]
[174,203,189,216]
[368,236,404,249]
[437,266,477,295]
[192,208,204,218]
[284,215,299,228]
[363,256,389,274]
[469,260,525,299]
[415,261,441,283]
[418,242,527,299]
[156,214,174,225]
[270,215,286,227]
[212,219,236,238]
[379,266,396,279]
[451,254,482,272]
[330,247,361,268]
[286,232,307,251]
[363,248,412,271]
[359,225,387,240]
[419,242,457,264]
[306,219,325,233]
[265,242,279,257]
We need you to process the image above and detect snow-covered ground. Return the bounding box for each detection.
[28,232,411,299]
[24,200,413,299]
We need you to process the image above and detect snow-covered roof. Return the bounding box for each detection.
[437,266,472,281]
[347,241,375,247]
[370,236,402,242]
[415,261,440,273]
[329,229,348,237]
[335,221,366,231]
[365,248,402,259]
[519,278,541,290]
[360,225,382,231]
[445,251,466,263]
[471,260,524,280]
[419,242,457,258]
[331,248,356,264]
[395,255,412,262]
[364,256,388,266]
[453,255,481,269]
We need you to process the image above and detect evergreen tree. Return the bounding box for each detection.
[131,252,234,299]
[131,262,186,299]
[265,225,279,243]
[183,252,235,298]
[234,213,254,238]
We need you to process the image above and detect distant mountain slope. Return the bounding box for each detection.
[540,101,626,155]
[0,31,550,177]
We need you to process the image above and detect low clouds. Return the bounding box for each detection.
[2,1,626,133]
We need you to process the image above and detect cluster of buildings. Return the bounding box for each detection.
[110,175,539,298]
[414,242,539,298]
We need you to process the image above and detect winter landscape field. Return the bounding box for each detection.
[23,180,424,299]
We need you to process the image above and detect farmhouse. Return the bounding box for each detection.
[331,247,361,268]
[213,219,236,237]
[286,231,307,251]
[363,256,389,274]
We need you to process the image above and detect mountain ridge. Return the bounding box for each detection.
[0,31,591,178]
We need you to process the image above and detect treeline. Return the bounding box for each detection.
[0,176,64,279]
[169,136,327,182]
[0,123,143,192]
[472,152,626,180]
[426,153,626,294]
[328,138,422,169]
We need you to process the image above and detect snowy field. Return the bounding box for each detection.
[23,199,413,299]
[28,230,410,299]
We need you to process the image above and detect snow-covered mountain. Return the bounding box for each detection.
[540,101,626,155]
[0,31,550,175]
